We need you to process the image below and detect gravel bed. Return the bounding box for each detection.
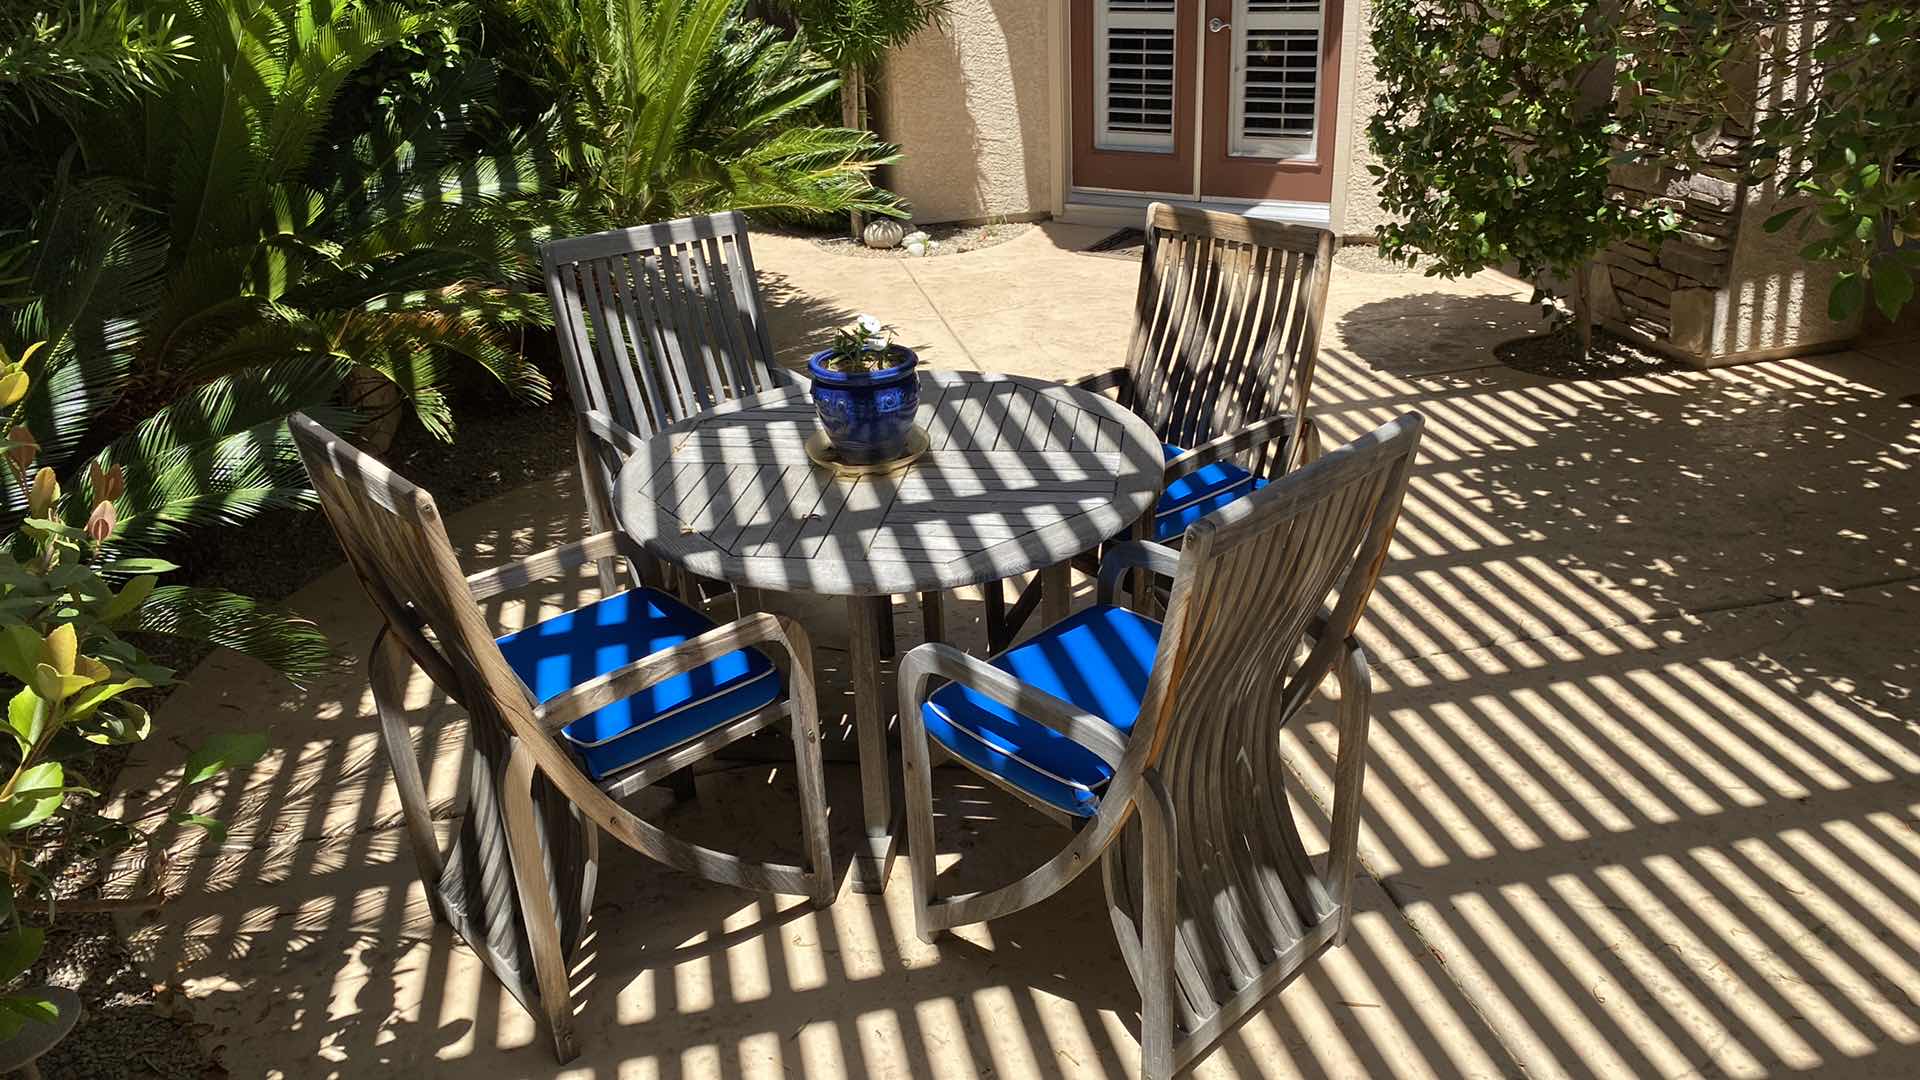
[793,219,1032,259]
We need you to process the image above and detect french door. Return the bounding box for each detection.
[1071,0,1342,202]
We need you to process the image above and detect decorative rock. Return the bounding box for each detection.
[1588,263,1624,323]
[1673,228,1730,251]
[863,219,905,249]
[1657,244,1731,289]
[1687,173,1740,208]
[1603,253,1677,289]
[1615,274,1672,306]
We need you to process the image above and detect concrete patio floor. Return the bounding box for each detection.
[107,224,1920,1079]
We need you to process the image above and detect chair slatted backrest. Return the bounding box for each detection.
[289,414,595,942]
[1133,414,1420,767]
[1126,203,1335,476]
[1103,415,1421,1008]
[292,413,540,733]
[543,211,788,443]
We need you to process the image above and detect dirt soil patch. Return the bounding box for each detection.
[1494,325,1680,381]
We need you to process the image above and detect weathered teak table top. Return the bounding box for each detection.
[615,370,1165,596]
[613,369,1163,893]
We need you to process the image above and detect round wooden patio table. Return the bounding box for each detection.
[613,369,1163,892]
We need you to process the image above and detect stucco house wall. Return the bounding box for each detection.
[1333,0,1390,243]
[874,0,1056,225]
[1709,180,1859,360]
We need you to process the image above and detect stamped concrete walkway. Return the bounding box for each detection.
[108,224,1920,1079]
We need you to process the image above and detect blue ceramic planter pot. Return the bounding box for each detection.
[807,347,920,464]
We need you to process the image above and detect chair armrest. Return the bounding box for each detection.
[1069,366,1132,402]
[534,611,812,732]
[769,365,808,391]
[897,642,1129,769]
[467,530,640,600]
[1163,414,1297,483]
[581,408,646,458]
[1096,540,1182,607]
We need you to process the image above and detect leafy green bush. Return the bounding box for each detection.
[0,348,265,1040]
[35,0,556,441]
[1368,0,1676,338]
[1619,1,1920,322]
[1367,0,1918,330]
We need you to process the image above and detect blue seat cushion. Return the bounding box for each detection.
[1154,443,1267,541]
[496,589,780,781]
[923,604,1162,817]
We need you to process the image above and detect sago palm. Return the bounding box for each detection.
[1,197,334,677]
[36,0,554,443]
[770,0,948,232]
[511,0,904,225]
[1,0,559,675]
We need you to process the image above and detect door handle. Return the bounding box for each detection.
[1208,17,1230,32]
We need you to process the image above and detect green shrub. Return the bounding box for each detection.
[1367,0,1919,332]
[509,0,904,225]
[0,347,265,1040]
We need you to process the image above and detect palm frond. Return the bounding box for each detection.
[131,584,333,681]
[5,173,160,467]
[0,0,191,125]
[83,358,352,546]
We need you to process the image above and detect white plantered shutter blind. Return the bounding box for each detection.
[1095,0,1178,152]
[1231,0,1321,158]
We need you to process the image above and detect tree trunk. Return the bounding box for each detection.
[347,364,405,454]
[1571,0,1617,363]
[842,63,866,240]
[1574,262,1595,358]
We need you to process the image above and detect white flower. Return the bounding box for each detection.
[904,231,930,244]
[852,313,888,351]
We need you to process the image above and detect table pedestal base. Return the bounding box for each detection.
[852,816,904,895]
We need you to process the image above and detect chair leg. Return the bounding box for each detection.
[899,695,943,944]
[1327,639,1373,949]
[789,705,837,909]
[877,594,897,659]
[1135,770,1179,1080]
[501,739,580,1063]
[663,768,698,803]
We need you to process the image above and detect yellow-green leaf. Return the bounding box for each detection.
[0,762,64,831]
[41,623,76,677]
[6,689,46,749]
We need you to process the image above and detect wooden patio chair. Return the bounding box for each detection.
[543,210,928,657]
[898,414,1423,1077]
[987,202,1336,649]
[541,211,798,591]
[291,413,835,1063]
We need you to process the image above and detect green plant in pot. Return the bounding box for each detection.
[806,315,920,463]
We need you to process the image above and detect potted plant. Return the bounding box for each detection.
[807,315,920,464]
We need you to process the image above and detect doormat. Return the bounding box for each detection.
[1082,227,1145,260]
